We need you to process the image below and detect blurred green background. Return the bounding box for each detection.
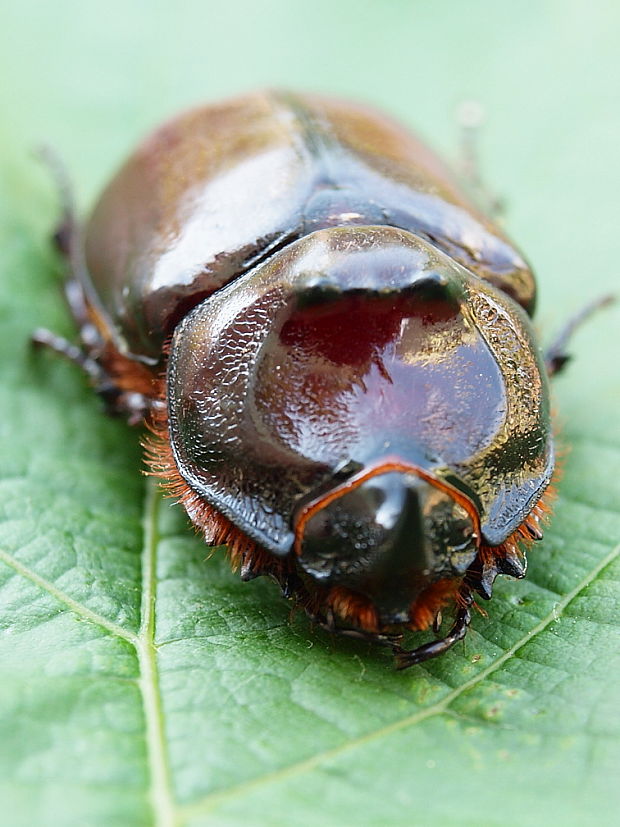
[1,1,619,826]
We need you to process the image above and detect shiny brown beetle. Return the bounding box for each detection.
[35,91,599,668]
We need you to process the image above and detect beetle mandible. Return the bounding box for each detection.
[35,91,601,668]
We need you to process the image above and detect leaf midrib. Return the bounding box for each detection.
[0,479,177,827]
[138,479,176,827]
[0,489,618,826]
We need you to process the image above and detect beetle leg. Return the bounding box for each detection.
[392,591,473,669]
[100,389,158,425]
[37,146,104,352]
[327,625,404,649]
[31,327,105,383]
[303,607,403,649]
[34,149,160,424]
[455,101,504,220]
[31,326,155,424]
[545,294,615,376]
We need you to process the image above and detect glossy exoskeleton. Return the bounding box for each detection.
[36,91,584,668]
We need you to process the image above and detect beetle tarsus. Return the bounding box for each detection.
[278,574,300,600]
[31,327,104,382]
[332,627,403,649]
[545,294,615,376]
[35,149,162,426]
[525,522,544,541]
[392,592,473,669]
[32,328,152,423]
[306,608,403,649]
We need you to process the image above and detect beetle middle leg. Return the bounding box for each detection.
[392,590,473,670]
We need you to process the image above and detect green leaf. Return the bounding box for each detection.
[1,2,619,825]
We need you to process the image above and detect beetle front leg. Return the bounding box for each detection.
[392,590,473,670]
[329,626,404,649]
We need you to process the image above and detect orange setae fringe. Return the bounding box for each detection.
[326,587,380,634]
[100,342,156,396]
[143,388,258,559]
[141,374,560,639]
[479,482,557,570]
[409,578,461,631]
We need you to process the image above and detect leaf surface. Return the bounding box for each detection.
[1,2,619,825]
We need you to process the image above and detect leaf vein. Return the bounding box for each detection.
[0,547,137,644]
[136,480,178,827]
[177,541,620,822]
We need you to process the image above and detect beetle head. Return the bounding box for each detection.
[296,465,480,625]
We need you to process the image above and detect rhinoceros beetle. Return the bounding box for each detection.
[34,91,608,668]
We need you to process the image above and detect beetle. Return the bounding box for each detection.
[34,91,607,668]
